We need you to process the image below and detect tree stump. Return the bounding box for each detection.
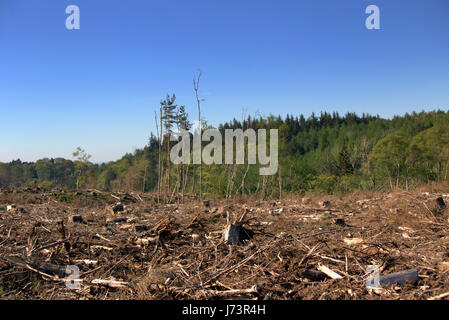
[223,222,254,245]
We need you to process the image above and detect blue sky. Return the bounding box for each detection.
[1,0,448,163]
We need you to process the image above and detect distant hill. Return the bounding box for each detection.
[1,109,448,197]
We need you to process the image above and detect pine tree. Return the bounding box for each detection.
[338,144,354,176]
[161,94,177,193]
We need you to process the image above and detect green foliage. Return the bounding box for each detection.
[72,147,92,190]
[369,134,409,188]
[38,180,53,189]
[337,144,354,176]
[310,175,340,194]
[0,110,448,196]
[408,123,449,181]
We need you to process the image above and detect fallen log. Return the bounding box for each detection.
[3,256,68,278]
[379,269,419,286]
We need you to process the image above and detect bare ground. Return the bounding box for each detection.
[0,185,448,300]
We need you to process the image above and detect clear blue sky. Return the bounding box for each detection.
[1,0,448,163]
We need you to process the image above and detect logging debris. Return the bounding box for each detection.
[1,187,449,300]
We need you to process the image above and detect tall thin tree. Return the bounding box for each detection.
[155,111,161,202]
[161,94,177,195]
[193,72,203,200]
[176,105,191,203]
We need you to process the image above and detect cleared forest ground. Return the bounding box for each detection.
[0,186,448,300]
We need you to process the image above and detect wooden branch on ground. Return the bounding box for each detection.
[311,208,341,212]
[3,256,68,279]
[91,278,128,288]
[203,285,259,297]
[29,238,69,255]
[428,291,449,300]
[204,240,281,286]
[317,264,343,279]
[111,194,121,201]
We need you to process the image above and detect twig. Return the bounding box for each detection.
[428,291,449,300]
[204,240,280,286]
[29,238,69,255]
[202,285,259,297]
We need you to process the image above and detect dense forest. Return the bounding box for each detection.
[1,107,448,198]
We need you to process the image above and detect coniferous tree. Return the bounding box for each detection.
[161,94,177,193]
[338,144,354,176]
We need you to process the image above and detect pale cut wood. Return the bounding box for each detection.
[317,264,343,279]
[428,291,449,300]
[91,279,128,288]
[203,285,259,297]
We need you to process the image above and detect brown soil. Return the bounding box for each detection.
[0,186,448,300]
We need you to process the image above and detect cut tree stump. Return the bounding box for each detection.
[108,202,124,215]
[436,197,446,209]
[223,222,254,245]
[319,200,331,208]
[334,218,346,227]
[71,215,85,224]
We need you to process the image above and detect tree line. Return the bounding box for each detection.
[1,109,448,198]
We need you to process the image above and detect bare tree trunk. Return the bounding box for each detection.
[227,165,236,198]
[255,174,261,195]
[270,174,275,199]
[143,165,147,193]
[191,166,196,194]
[76,171,81,190]
[444,161,449,181]
[260,175,267,200]
[166,134,171,194]
[405,168,409,191]
[278,165,282,201]
[193,72,202,200]
[182,163,189,203]
[155,111,161,203]
[176,164,181,204]
[159,107,164,201]
[240,108,248,195]
[396,164,400,188]
[241,164,250,195]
